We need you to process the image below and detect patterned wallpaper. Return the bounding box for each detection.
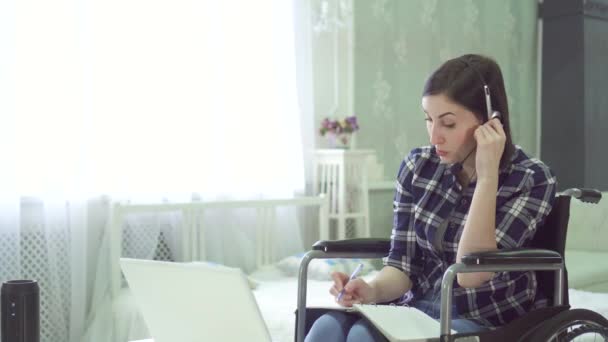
[313,0,540,181]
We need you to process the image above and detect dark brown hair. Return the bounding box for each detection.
[422,54,515,169]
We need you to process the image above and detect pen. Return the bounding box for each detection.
[336,263,364,302]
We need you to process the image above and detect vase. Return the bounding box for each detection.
[326,132,355,149]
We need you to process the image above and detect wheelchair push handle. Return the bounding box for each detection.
[560,188,602,203]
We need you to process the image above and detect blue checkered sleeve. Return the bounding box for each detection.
[384,151,425,284]
[495,163,557,249]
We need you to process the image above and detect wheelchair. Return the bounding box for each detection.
[295,188,608,342]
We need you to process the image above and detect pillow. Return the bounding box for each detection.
[276,253,376,281]
[191,261,259,289]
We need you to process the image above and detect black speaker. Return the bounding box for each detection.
[1,280,40,342]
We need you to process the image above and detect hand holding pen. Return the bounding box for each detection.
[330,263,371,306]
[337,263,364,301]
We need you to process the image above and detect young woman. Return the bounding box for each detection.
[305,54,557,342]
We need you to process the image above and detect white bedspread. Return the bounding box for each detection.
[250,267,608,342]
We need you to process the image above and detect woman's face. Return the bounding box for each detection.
[422,93,482,164]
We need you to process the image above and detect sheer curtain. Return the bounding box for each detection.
[0,0,307,341]
[87,0,304,198]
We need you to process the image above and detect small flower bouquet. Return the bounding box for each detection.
[319,116,359,149]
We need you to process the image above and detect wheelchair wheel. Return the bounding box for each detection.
[521,308,608,342]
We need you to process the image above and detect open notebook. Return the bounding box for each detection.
[344,304,455,342]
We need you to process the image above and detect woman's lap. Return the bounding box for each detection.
[412,298,488,334]
[450,318,488,334]
[304,311,387,342]
[305,302,488,342]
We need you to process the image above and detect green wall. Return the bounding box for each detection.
[353,0,540,182]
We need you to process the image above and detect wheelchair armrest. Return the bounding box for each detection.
[560,187,602,203]
[461,248,562,266]
[312,238,390,254]
[440,249,567,337]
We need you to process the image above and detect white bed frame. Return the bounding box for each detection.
[109,194,329,297]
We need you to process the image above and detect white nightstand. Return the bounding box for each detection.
[313,149,375,240]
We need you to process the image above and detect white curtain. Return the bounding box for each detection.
[87,0,305,198]
[0,0,307,341]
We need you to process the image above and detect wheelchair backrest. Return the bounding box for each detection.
[529,194,571,306]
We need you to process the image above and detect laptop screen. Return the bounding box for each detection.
[120,258,272,342]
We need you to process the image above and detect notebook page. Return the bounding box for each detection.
[353,304,454,342]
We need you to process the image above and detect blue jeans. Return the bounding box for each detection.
[304,311,388,342]
[305,298,488,342]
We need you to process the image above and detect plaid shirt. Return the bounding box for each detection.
[384,145,557,328]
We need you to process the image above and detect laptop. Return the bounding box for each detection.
[120,258,273,342]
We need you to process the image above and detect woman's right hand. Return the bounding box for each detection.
[329,271,375,307]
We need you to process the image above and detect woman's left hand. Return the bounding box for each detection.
[473,118,506,181]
